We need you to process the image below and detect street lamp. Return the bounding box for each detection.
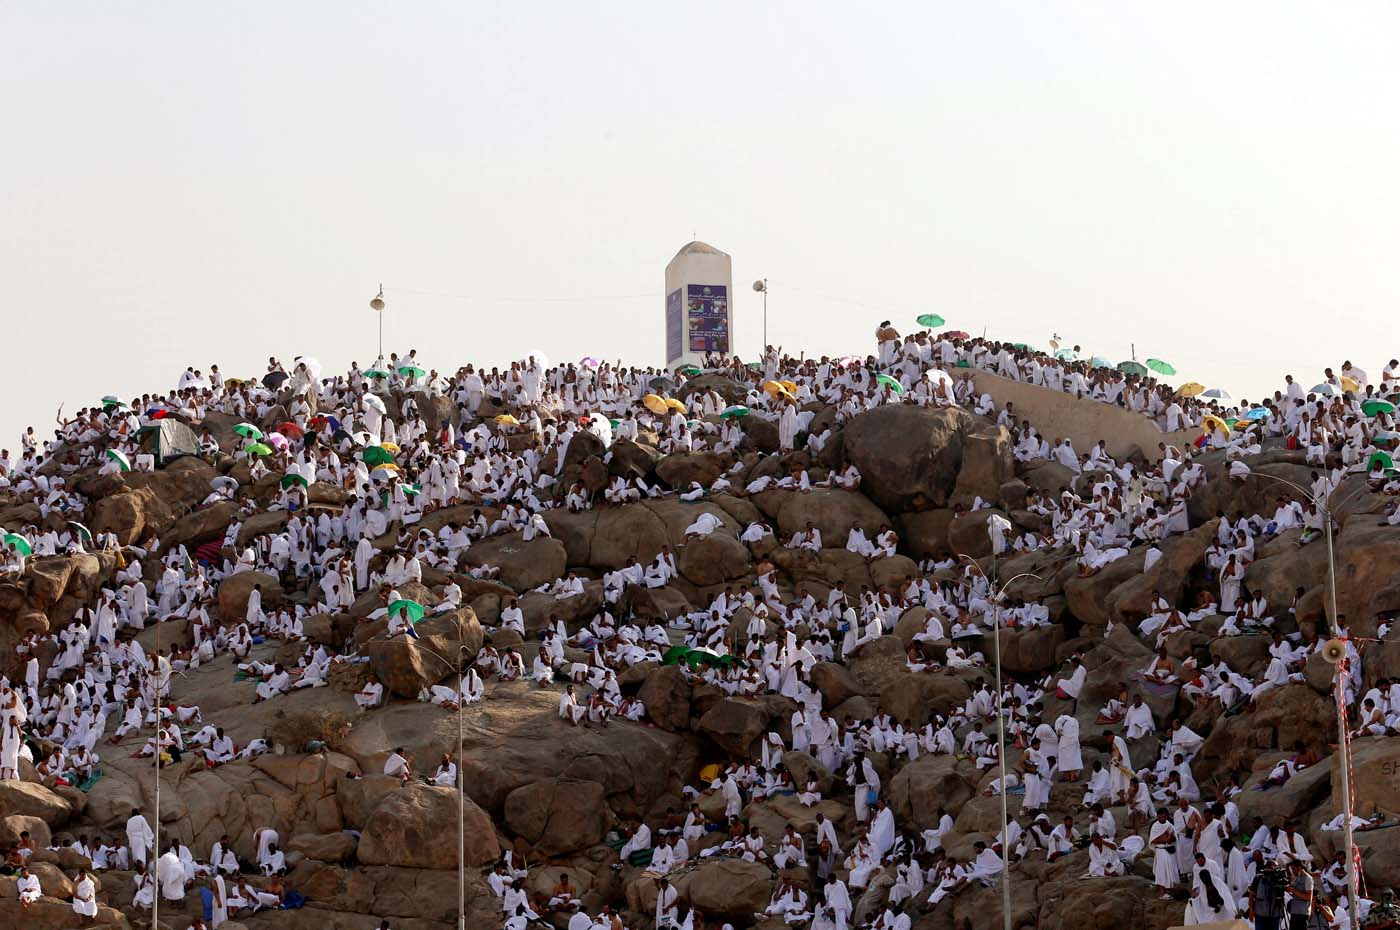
[119,636,180,930]
[950,552,1046,930]
[370,285,386,361]
[1248,471,1374,922]
[751,279,768,354]
[406,617,476,930]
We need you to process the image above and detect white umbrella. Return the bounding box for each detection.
[525,350,549,369]
[925,368,955,387]
[210,476,239,494]
[294,356,323,384]
[362,394,386,414]
[1310,383,1337,396]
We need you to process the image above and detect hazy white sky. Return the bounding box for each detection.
[5,2,1400,445]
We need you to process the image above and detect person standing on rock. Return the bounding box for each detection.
[655,876,679,929]
[126,807,154,867]
[1054,712,1083,781]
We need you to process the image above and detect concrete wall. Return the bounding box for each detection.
[968,370,1198,463]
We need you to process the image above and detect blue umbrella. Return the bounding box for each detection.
[1090,356,1113,369]
[1054,348,1076,360]
[1243,408,1269,421]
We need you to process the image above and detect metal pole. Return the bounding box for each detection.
[762,280,768,351]
[1324,511,1359,921]
[992,595,1011,930]
[152,623,160,930]
[1336,653,1359,922]
[1325,513,1340,636]
[1253,473,1358,918]
[458,681,465,930]
[378,306,384,361]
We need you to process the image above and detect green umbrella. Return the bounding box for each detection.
[363,445,395,466]
[719,405,750,419]
[402,483,422,497]
[916,313,945,328]
[233,422,263,439]
[1369,451,1394,471]
[954,360,971,368]
[1118,361,1149,377]
[105,449,131,471]
[677,365,702,376]
[3,533,32,556]
[876,374,905,394]
[1146,358,1176,376]
[102,395,127,409]
[1011,342,1035,352]
[398,365,427,379]
[745,362,762,371]
[1363,399,1396,417]
[246,442,274,456]
[280,473,310,489]
[387,599,425,622]
[364,367,392,379]
[608,418,620,429]
[66,521,92,542]
[661,645,691,666]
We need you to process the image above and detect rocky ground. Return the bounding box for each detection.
[2,379,1398,930]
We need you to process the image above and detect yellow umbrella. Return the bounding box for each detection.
[779,379,797,394]
[376,461,402,471]
[1178,382,1206,398]
[642,394,668,415]
[761,380,785,396]
[493,414,520,426]
[379,441,401,453]
[665,398,687,414]
[1341,376,1360,393]
[1202,414,1231,435]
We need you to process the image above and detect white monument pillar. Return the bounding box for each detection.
[664,241,733,370]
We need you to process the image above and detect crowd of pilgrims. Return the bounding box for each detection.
[0,325,1395,929]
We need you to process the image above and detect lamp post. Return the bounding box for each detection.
[370,285,386,361]
[950,553,1047,930]
[409,619,475,930]
[1248,471,1374,921]
[121,636,179,930]
[751,279,768,354]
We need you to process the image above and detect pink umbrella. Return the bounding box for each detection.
[266,432,289,450]
[580,356,600,369]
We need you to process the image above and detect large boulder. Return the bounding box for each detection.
[889,754,976,829]
[216,571,283,626]
[0,781,71,826]
[655,451,727,489]
[952,422,1014,506]
[357,783,499,869]
[675,857,775,920]
[503,777,609,856]
[676,531,752,586]
[365,608,484,698]
[841,405,970,511]
[766,488,891,549]
[696,696,794,757]
[638,665,692,731]
[463,533,567,591]
[286,831,358,862]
